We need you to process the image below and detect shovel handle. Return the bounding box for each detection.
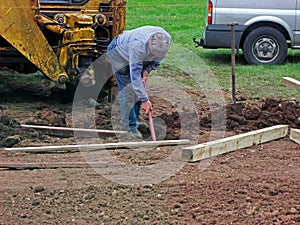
[143,80,157,141]
[148,111,156,141]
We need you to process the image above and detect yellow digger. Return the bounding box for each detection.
[0,0,126,90]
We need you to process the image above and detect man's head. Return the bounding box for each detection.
[148,32,170,58]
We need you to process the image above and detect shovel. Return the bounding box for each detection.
[228,22,243,114]
[143,81,157,141]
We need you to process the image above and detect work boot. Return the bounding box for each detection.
[128,129,143,140]
[119,129,143,141]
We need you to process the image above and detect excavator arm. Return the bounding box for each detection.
[0,0,126,90]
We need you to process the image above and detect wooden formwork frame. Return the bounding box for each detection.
[282,77,300,91]
[2,125,300,169]
[182,125,289,162]
[290,128,300,144]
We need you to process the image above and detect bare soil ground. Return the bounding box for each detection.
[0,70,299,224]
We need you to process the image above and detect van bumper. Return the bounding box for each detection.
[196,24,247,49]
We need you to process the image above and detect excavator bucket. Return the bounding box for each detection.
[0,0,68,87]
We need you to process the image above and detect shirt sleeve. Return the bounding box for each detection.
[128,42,149,102]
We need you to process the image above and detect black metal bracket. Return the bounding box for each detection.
[193,38,204,48]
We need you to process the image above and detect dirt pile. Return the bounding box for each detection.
[25,110,67,127]
[151,98,300,141]
[0,109,67,148]
[226,98,300,132]
[0,115,44,148]
[0,115,23,147]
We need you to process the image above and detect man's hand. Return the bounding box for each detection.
[141,100,152,115]
[142,70,149,83]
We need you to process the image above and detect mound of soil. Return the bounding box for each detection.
[227,98,300,132]
[197,98,300,133]
[25,110,67,127]
[0,115,43,148]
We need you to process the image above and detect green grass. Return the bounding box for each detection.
[126,0,300,102]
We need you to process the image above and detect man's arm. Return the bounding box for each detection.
[130,63,153,114]
[129,61,148,102]
[127,42,150,102]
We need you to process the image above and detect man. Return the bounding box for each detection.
[107,26,171,140]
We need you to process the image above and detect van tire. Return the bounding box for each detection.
[243,27,287,65]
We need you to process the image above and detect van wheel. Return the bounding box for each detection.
[243,27,287,65]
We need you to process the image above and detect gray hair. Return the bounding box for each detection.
[148,32,170,58]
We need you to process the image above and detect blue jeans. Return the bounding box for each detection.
[108,37,141,131]
[115,66,141,131]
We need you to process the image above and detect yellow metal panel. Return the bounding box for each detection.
[40,0,126,38]
[0,0,68,86]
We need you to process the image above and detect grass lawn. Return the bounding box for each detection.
[126,0,300,102]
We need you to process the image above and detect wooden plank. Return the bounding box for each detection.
[2,139,191,153]
[282,77,300,91]
[182,125,288,162]
[290,128,300,144]
[21,124,127,138]
[0,162,117,170]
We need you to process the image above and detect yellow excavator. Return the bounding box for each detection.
[0,0,126,90]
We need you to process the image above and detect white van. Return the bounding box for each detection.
[195,0,300,65]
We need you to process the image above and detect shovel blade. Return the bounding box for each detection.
[231,102,243,115]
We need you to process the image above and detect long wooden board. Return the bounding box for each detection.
[282,77,300,91]
[182,125,289,162]
[290,128,300,144]
[2,139,190,153]
[0,162,116,170]
[21,124,127,137]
